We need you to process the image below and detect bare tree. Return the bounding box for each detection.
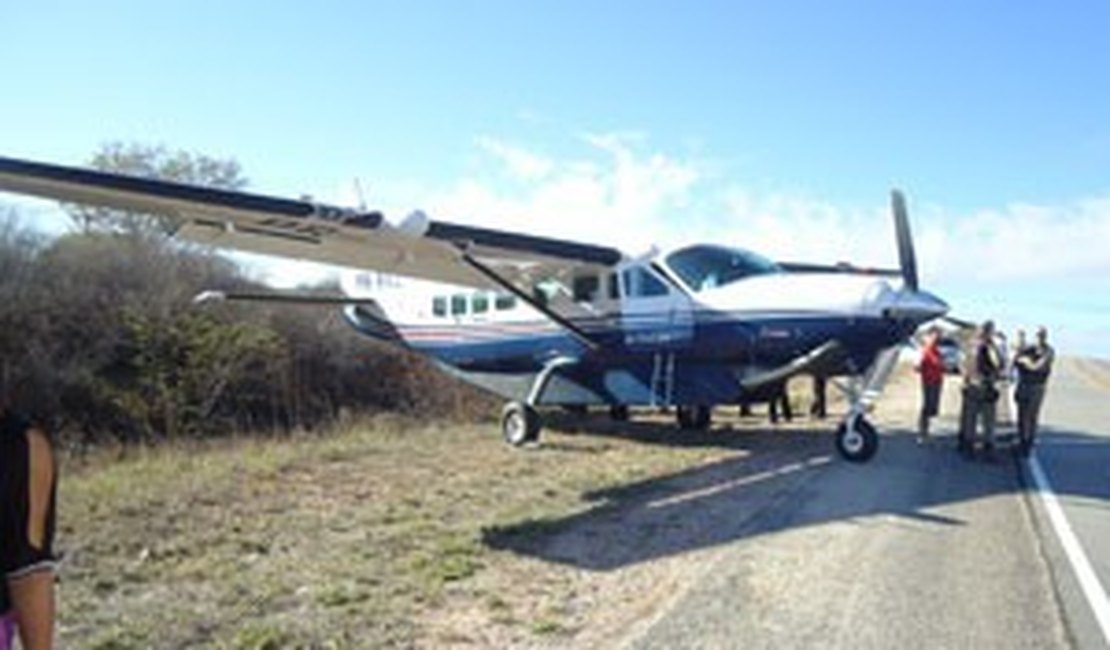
[66,142,246,236]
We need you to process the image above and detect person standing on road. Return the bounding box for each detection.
[958,321,1002,457]
[1008,329,1027,424]
[994,331,1012,425]
[915,326,945,444]
[973,321,1003,457]
[1,395,57,650]
[1014,326,1055,458]
[809,375,827,419]
[768,381,793,425]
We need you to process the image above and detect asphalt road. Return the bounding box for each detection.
[1024,358,1110,650]
[619,359,1110,649]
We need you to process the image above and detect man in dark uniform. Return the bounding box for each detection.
[1014,326,1055,458]
[958,321,1002,458]
[1,396,57,650]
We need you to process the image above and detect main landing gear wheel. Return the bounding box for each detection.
[677,405,712,430]
[835,414,879,462]
[502,402,541,446]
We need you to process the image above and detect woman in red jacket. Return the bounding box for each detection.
[916,327,946,444]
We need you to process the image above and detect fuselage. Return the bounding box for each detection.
[339,244,947,406]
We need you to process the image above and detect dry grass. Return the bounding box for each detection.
[56,410,782,649]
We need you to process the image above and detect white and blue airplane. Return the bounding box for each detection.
[0,155,948,462]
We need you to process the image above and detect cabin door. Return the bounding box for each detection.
[619,264,694,349]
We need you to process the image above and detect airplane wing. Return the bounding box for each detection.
[777,261,900,277]
[0,155,624,321]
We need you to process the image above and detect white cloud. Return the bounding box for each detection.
[921,199,1110,282]
[423,132,700,253]
[343,134,1110,293]
[474,136,554,182]
[715,190,891,267]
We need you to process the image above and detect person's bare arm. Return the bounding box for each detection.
[8,427,56,650]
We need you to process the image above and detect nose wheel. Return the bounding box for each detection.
[835,413,878,462]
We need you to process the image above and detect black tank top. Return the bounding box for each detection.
[0,411,56,614]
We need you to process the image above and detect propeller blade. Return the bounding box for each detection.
[891,189,919,292]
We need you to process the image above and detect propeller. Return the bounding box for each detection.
[880,190,948,325]
[891,189,918,292]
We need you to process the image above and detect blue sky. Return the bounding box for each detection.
[2,1,1108,357]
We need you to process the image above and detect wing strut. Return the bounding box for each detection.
[456,249,601,351]
[739,340,845,391]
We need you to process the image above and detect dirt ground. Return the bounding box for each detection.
[56,369,919,649]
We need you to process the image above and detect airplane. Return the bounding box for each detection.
[0,155,948,462]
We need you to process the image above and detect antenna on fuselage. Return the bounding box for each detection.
[353,178,368,211]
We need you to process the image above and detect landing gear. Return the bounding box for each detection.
[609,404,629,421]
[501,402,541,446]
[676,405,711,430]
[835,413,878,462]
[500,356,577,447]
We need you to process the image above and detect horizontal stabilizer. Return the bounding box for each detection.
[193,290,383,306]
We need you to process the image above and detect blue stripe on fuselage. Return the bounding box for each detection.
[368,311,916,375]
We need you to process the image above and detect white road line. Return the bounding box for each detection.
[1030,454,1110,646]
[1037,439,1110,447]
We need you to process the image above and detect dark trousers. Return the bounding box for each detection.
[958,384,997,451]
[810,376,827,419]
[769,389,792,424]
[1017,384,1047,455]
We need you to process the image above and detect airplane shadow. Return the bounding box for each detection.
[540,409,837,452]
[483,417,1109,572]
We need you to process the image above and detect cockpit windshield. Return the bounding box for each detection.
[664,245,781,292]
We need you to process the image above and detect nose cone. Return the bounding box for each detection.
[882,289,949,324]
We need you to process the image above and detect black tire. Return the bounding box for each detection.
[835,415,879,462]
[502,402,541,446]
[677,405,712,430]
[676,405,693,429]
[693,405,712,430]
[609,404,629,421]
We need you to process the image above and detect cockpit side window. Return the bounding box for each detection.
[665,245,780,292]
[621,267,669,298]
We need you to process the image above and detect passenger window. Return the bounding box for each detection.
[495,293,516,310]
[451,294,468,316]
[472,294,489,314]
[432,296,447,317]
[572,275,600,303]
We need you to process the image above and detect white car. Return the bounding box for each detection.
[937,337,963,374]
